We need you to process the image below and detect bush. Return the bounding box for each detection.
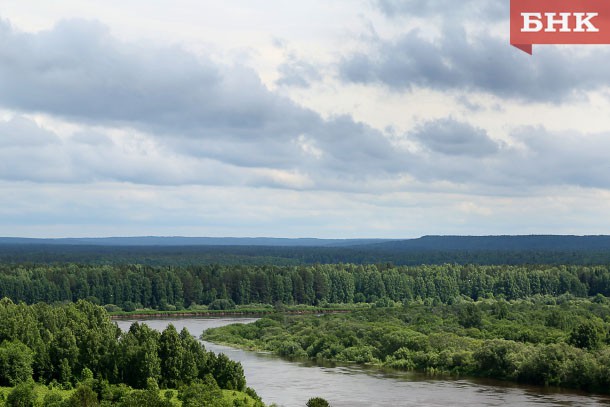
[209,299,236,311]
[306,397,331,407]
[277,341,307,358]
[473,340,521,379]
[43,392,65,407]
[67,384,100,407]
[122,302,137,312]
[7,381,36,407]
[103,304,121,313]
[179,375,229,407]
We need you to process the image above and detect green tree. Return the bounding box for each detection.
[306,397,331,407]
[568,321,603,350]
[0,340,34,386]
[179,375,229,407]
[208,299,236,311]
[67,384,100,407]
[458,303,482,329]
[43,391,65,407]
[119,322,161,388]
[473,340,520,379]
[212,353,245,390]
[49,327,78,383]
[158,325,184,388]
[6,381,36,407]
[119,378,170,407]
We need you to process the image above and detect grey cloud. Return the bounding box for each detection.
[70,131,114,146]
[455,96,485,112]
[0,18,231,128]
[503,127,610,188]
[411,118,500,157]
[3,114,610,194]
[0,18,407,184]
[0,116,60,147]
[404,123,610,190]
[375,0,507,21]
[2,19,610,194]
[276,55,322,88]
[339,23,610,103]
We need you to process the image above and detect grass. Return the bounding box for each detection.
[0,384,262,406]
[0,384,74,404]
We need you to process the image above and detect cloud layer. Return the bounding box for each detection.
[1,1,610,237]
[339,22,610,103]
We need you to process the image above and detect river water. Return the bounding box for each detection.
[115,317,610,407]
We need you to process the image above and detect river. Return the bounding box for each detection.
[115,317,610,407]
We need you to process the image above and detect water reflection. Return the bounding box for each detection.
[115,318,610,407]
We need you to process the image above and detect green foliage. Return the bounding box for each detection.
[306,397,331,407]
[206,297,610,393]
[458,303,482,329]
[0,381,261,407]
[118,380,171,407]
[67,384,99,407]
[178,375,229,407]
[473,340,521,379]
[568,321,604,350]
[212,354,246,391]
[0,263,608,311]
[6,381,36,407]
[209,299,237,311]
[119,323,161,388]
[0,341,33,386]
[42,391,65,407]
[0,299,248,401]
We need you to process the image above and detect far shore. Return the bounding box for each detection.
[109,307,353,319]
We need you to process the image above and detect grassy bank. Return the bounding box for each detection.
[108,303,369,319]
[0,382,263,407]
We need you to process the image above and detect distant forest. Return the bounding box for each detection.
[2,235,610,265]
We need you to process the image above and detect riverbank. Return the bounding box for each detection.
[201,298,610,396]
[109,304,363,319]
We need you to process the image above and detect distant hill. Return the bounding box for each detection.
[0,236,393,247]
[363,235,610,252]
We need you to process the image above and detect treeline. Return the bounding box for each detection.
[204,297,610,393]
[2,243,610,266]
[0,299,247,393]
[0,263,609,309]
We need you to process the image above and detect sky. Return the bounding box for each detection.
[1,0,610,238]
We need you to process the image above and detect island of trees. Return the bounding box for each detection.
[205,295,610,393]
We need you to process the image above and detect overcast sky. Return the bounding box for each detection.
[1,0,609,238]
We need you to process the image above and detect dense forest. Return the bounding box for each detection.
[2,238,610,400]
[3,235,610,266]
[0,299,262,406]
[204,296,610,394]
[0,263,607,310]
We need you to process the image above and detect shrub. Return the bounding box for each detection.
[208,299,237,311]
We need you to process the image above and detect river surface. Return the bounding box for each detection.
[115,317,610,407]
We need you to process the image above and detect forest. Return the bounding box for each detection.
[1,253,610,400]
[0,299,262,406]
[0,263,607,311]
[3,235,610,266]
